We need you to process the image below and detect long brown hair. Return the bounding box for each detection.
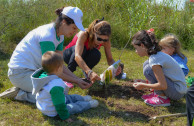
[54,6,75,34]
[86,19,111,49]
[159,34,185,59]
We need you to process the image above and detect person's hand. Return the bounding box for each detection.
[64,118,73,122]
[133,82,145,90]
[89,71,101,83]
[116,66,122,76]
[77,79,92,89]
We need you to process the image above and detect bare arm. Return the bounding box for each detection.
[55,47,91,89]
[133,65,167,90]
[74,32,101,83]
[55,50,82,80]
[74,31,91,74]
[58,65,92,89]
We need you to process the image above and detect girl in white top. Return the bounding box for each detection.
[6,6,90,103]
[132,29,187,107]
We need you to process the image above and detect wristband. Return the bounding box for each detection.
[87,70,93,78]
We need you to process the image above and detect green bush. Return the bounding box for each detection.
[0,0,193,54]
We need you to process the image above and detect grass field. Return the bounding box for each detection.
[0,0,193,125]
[0,0,193,53]
[0,47,193,126]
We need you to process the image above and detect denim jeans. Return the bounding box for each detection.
[186,83,194,126]
[65,94,91,115]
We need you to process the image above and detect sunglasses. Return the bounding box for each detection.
[97,37,109,42]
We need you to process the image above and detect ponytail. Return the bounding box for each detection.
[132,30,161,55]
[159,34,185,59]
[54,7,74,34]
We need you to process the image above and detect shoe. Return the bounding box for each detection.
[83,95,92,101]
[141,92,158,100]
[64,82,74,88]
[0,87,19,99]
[144,96,170,107]
[89,100,99,108]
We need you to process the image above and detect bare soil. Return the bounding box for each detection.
[88,80,149,100]
[88,80,159,118]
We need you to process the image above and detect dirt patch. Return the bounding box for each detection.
[107,102,158,117]
[88,80,149,100]
[88,80,158,118]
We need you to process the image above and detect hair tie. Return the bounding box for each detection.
[146,28,154,44]
[96,17,104,23]
[146,28,154,34]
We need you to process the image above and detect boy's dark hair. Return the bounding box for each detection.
[42,51,63,73]
[132,30,161,55]
[54,7,75,34]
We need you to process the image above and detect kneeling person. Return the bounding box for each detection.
[31,51,98,122]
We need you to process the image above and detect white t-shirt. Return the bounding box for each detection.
[36,78,68,117]
[8,23,64,70]
[149,51,187,94]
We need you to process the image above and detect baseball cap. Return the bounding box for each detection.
[62,6,85,31]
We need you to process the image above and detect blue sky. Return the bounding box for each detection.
[154,0,188,10]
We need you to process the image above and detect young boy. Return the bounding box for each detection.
[31,51,98,122]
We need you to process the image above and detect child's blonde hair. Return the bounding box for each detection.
[42,51,63,73]
[159,34,185,59]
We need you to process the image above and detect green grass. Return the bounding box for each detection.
[0,48,193,125]
[0,0,193,125]
[0,0,193,54]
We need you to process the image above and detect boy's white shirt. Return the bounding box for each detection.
[149,51,187,94]
[8,23,64,70]
[36,78,69,117]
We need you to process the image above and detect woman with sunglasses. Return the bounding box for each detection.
[63,18,121,83]
[0,6,90,103]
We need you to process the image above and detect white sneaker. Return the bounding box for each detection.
[0,87,19,99]
[89,100,99,108]
[83,95,92,101]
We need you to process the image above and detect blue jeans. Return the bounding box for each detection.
[65,94,91,115]
[186,83,194,126]
[143,60,184,100]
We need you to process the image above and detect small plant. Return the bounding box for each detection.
[186,76,194,87]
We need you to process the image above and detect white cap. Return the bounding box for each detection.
[62,6,85,31]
